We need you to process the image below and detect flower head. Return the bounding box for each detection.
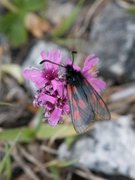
[23,50,69,126]
[23,50,106,126]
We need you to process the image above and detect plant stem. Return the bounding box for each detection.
[0,0,18,13]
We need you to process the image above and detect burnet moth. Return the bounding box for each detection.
[40,51,111,134]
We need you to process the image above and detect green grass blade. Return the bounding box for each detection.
[33,108,43,134]
[0,102,14,106]
[0,132,21,175]
[49,166,60,180]
[53,0,85,37]
[5,145,12,180]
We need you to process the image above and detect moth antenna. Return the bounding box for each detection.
[40,59,65,68]
[71,51,77,66]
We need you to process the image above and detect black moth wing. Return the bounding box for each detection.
[67,77,111,134]
[82,79,111,121]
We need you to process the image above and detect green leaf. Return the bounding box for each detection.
[1,64,24,84]
[0,127,35,142]
[37,124,76,139]
[8,15,27,47]
[0,0,47,47]
[0,13,28,47]
[53,0,85,37]
[13,0,46,12]
[0,13,15,32]
[0,124,76,142]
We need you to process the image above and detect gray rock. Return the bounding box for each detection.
[22,41,69,92]
[58,115,135,179]
[44,0,74,24]
[88,2,135,82]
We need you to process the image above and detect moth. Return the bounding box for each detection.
[40,51,111,134]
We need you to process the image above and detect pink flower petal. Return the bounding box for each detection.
[88,78,106,92]
[40,50,46,59]
[51,80,63,96]
[83,73,93,82]
[40,51,52,69]
[38,94,56,104]
[48,108,62,126]
[51,79,58,91]
[23,68,46,88]
[41,50,62,69]
[52,50,62,64]
[63,104,70,114]
[82,54,99,73]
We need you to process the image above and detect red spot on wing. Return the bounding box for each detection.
[73,98,77,107]
[73,86,77,94]
[73,110,80,120]
[67,84,72,99]
[91,94,96,103]
[99,99,104,107]
[78,99,86,109]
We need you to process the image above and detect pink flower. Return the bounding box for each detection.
[23,50,106,126]
[23,50,70,126]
